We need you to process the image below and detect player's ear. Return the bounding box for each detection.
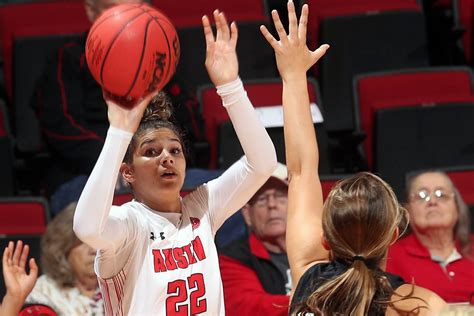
[120,162,135,184]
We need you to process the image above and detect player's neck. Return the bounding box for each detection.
[138,195,182,213]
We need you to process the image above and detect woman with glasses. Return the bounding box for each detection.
[387,170,474,303]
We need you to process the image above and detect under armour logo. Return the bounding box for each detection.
[150,232,165,241]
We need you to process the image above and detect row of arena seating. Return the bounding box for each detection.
[0,0,473,240]
[2,66,473,198]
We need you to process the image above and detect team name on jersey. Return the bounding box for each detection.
[152,236,206,273]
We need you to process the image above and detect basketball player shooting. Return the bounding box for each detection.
[73,9,277,315]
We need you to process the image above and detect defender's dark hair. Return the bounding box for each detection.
[292,172,425,315]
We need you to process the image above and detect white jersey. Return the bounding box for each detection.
[73,78,277,315]
[97,186,224,315]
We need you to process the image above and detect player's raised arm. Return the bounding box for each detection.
[202,11,277,229]
[260,1,329,286]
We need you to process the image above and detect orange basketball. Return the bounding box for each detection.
[86,3,180,101]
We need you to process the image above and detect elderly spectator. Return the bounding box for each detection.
[25,203,103,315]
[387,170,474,303]
[219,163,290,316]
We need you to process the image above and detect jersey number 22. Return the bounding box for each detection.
[166,273,207,315]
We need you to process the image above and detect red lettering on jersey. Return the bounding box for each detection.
[151,236,207,273]
[182,244,197,264]
[163,248,178,271]
[173,247,189,269]
[191,236,206,261]
[152,249,167,272]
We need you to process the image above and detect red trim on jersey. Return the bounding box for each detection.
[99,278,112,315]
[99,270,127,316]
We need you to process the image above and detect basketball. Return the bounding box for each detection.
[85,3,180,101]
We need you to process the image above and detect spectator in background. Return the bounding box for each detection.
[1,241,39,316]
[25,202,103,315]
[33,0,204,196]
[219,163,290,316]
[387,170,474,303]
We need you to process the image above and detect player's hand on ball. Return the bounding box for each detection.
[104,90,158,133]
[202,10,239,86]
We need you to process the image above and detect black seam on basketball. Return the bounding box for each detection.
[124,17,153,97]
[99,10,146,85]
[89,4,143,37]
[148,14,173,88]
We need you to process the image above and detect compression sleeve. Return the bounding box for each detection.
[206,78,277,232]
[73,126,133,251]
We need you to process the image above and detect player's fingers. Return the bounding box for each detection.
[202,15,215,47]
[218,12,230,41]
[287,0,298,39]
[214,10,222,42]
[19,244,29,271]
[2,243,11,268]
[271,10,288,45]
[298,4,309,41]
[12,240,23,266]
[29,258,39,278]
[310,44,330,64]
[260,25,280,50]
[230,22,238,48]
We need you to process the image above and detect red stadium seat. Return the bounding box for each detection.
[444,167,474,205]
[198,78,323,169]
[0,1,89,101]
[151,0,268,28]
[374,101,474,197]
[306,0,420,50]
[0,1,89,156]
[0,197,50,235]
[305,0,428,134]
[354,67,474,168]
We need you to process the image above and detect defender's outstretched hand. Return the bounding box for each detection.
[260,1,329,80]
[202,10,239,86]
[1,241,38,315]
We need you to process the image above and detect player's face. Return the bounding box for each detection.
[407,172,458,233]
[127,127,186,198]
[67,242,97,287]
[245,187,288,242]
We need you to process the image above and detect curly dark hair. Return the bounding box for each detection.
[123,91,187,163]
